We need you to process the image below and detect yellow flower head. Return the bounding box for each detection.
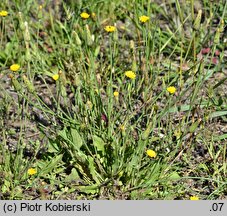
[125,71,136,79]
[139,15,149,23]
[190,196,199,200]
[114,91,119,97]
[146,149,157,158]
[27,168,37,176]
[104,25,116,33]
[52,74,59,81]
[10,64,20,72]
[0,10,8,17]
[167,86,176,94]
[80,12,90,19]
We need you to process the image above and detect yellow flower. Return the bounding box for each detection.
[125,71,136,79]
[10,64,20,72]
[52,74,59,81]
[146,149,157,158]
[190,196,199,200]
[104,25,116,33]
[167,86,176,94]
[27,168,37,176]
[80,12,90,19]
[114,91,119,97]
[0,10,8,17]
[139,15,149,23]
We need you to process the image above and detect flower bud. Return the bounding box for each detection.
[142,122,152,140]
[18,12,25,30]
[22,75,35,93]
[193,9,202,30]
[9,74,22,92]
[85,24,94,46]
[24,21,31,42]
[130,40,135,50]
[219,19,224,33]
[214,28,220,44]
[72,31,82,46]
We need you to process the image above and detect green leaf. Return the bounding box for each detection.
[2,180,11,193]
[58,128,87,162]
[168,104,190,113]
[198,163,209,172]
[168,171,181,181]
[213,76,227,89]
[189,120,200,133]
[150,136,160,142]
[58,128,69,141]
[65,168,80,183]
[78,185,99,194]
[50,66,59,74]
[38,154,63,176]
[48,140,60,153]
[88,156,102,184]
[213,134,227,141]
[204,69,215,81]
[70,128,83,149]
[93,135,105,154]
[142,161,162,186]
[209,111,227,119]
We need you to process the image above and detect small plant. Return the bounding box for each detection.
[0,0,226,200]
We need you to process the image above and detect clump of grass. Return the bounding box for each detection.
[0,0,226,200]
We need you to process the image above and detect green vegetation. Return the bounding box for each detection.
[0,0,226,200]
